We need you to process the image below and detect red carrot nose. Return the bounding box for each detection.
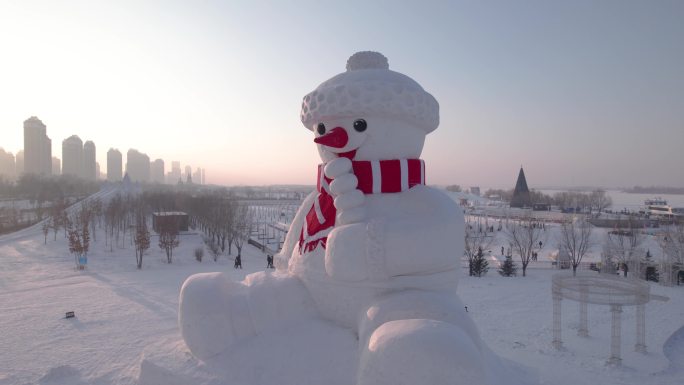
[314,127,348,148]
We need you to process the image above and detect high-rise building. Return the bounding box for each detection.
[201,168,206,185]
[107,148,122,182]
[0,148,15,180]
[51,156,61,175]
[96,162,101,180]
[15,150,24,175]
[167,161,182,184]
[193,167,202,185]
[23,117,52,175]
[184,165,192,182]
[62,135,83,178]
[83,140,96,181]
[151,159,165,184]
[126,149,150,182]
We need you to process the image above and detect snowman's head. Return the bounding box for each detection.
[301,51,439,162]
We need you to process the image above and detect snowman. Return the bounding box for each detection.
[179,51,503,385]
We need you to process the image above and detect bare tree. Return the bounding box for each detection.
[604,218,644,277]
[661,223,684,265]
[134,212,150,269]
[660,223,684,284]
[67,206,91,270]
[557,216,594,275]
[205,236,221,262]
[589,189,612,215]
[232,205,251,260]
[50,199,65,241]
[158,217,180,264]
[464,225,494,276]
[61,209,69,238]
[504,214,545,277]
[42,220,50,244]
[217,199,235,253]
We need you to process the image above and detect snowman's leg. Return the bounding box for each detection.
[356,290,488,385]
[358,290,482,348]
[179,271,317,361]
[357,319,488,385]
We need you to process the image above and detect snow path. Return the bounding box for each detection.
[0,205,271,385]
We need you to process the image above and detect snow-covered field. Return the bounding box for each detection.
[0,206,682,385]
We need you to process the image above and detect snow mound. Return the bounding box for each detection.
[139,320,358,385]
[39,365,84,385]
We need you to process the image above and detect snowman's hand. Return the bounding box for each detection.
[329,174,365,225]
[324,157,352,179]
[329,173,358,195]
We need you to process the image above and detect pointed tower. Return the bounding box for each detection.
[510,166,531,208]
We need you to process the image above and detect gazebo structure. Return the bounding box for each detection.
[551,273,668,365]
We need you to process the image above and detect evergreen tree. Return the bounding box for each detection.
[498,255,518,277]
[472,246,489,277]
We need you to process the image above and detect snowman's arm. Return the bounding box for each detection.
[275,190,317,271]
[379,188,464,278]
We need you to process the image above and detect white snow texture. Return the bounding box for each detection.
[179,51,533,385]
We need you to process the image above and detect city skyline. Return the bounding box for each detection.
[1,116,205,185]
[1,1,683,188]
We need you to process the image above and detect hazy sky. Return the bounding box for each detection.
[1,0,683,188]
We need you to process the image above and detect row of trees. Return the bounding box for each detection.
[465,213,684,281]
[483,188,613,214]
[1,173,97,234]
[38,193,163,270]
[185,193,252,261]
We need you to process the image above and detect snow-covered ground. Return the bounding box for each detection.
[0,203,682,385]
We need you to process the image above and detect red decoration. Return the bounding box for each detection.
[298,159,425,253]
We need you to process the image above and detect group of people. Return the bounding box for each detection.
[233,254,275,269]
[500,241,544,261]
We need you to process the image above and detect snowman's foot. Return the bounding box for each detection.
[179,272,255,361]
[179,271,318,362]
[357,319,488,385]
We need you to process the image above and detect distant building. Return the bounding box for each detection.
[15,150,24,175]
[62,135,84,178]
[126,149,150,183]
[201,168,205,185]
[83,140,96,181]
[184,165,192,182]
[193,167,202,185]
[51,156,61,175]
[167,161,181,184]
[107,148,123,182]
[151,159,165,184]
[470,187,480,196]
[152,211,189,233]
[0,148,15,180]
[96,162,101,180]
[23,116,52,175]
[533,203,550,211]
[510,166,532,208]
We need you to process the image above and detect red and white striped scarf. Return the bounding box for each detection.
[298,159,425,253]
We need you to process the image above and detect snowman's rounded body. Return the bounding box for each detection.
[285,184,464,329]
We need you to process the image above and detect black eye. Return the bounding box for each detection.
[317,123,326,135]
[353,119,367,132]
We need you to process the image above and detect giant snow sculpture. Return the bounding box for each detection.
[179,51,523,385]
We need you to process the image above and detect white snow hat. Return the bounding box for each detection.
[300,51,439,133]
